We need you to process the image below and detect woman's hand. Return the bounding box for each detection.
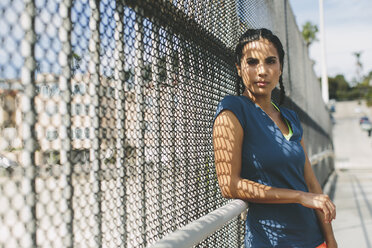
[299,192,336,224]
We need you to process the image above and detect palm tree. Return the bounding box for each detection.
[302,21,318,48]
[353,51,363,83]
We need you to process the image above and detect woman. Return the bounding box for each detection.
[212,28,337,248]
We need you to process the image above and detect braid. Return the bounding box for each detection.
[279,75,285,105]
[236,75,245,95]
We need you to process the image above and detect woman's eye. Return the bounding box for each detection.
[247,59,258,65]
[266,58,277,64]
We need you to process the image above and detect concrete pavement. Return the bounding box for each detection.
[328,100,372,248]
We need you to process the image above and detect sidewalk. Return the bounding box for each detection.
[331,169,372,248]
[328,100,372,248]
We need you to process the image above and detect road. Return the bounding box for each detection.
[330,100,372,248]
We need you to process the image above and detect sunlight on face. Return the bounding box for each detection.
[237,38,282,99]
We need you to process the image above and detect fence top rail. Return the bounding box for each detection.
[149,199,248,248]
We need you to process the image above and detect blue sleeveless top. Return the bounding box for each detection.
[214,95,324,248]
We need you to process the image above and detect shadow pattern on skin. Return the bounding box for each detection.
[213,106,310,245]
[213,111,272,199]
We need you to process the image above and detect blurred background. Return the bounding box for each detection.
[290,0,372,101]
[291,1,372,247]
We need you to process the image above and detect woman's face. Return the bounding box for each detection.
[236,38,282,99]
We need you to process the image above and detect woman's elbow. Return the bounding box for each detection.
[219,185,238,199]
[216,174,240,198]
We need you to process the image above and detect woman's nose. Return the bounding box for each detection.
[257,63,267,76]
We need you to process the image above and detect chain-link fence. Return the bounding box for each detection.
[0,0,333,247]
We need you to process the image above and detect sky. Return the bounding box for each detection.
[1,0,371,86]
[289,0,372,84]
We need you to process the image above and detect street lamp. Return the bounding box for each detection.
[319,0,329,103]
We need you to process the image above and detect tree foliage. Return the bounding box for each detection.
[301,21,318,48]
[328,74,350,100]
[328,71,372,104]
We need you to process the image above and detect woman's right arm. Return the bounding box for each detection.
[213,110,333,214]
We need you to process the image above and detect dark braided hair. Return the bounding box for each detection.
[235,28,286,105]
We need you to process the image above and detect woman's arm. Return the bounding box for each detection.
[301,138,338,248]
[213,110,337,213]
[213,110,301,203]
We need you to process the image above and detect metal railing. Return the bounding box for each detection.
[151,199,249,248]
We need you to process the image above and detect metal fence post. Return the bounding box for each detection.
[113,0,126,246]
[20,0,37,246]
[88,0,103,246]
[133,6,147,246]
[59,0,74,246]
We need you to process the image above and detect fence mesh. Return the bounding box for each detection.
[0,0,333,247]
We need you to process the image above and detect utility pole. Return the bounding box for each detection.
[319,0,329,103]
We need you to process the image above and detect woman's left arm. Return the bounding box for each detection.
[301,138,338,248]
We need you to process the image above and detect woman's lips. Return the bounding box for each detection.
[256,81,269,87]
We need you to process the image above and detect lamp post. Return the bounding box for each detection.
[319,0,329,104]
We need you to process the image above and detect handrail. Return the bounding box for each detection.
[309,149,334,165]
[149,199,248,248]
[149,150,334,248]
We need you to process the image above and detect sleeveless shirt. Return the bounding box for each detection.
[214,95,324,248]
